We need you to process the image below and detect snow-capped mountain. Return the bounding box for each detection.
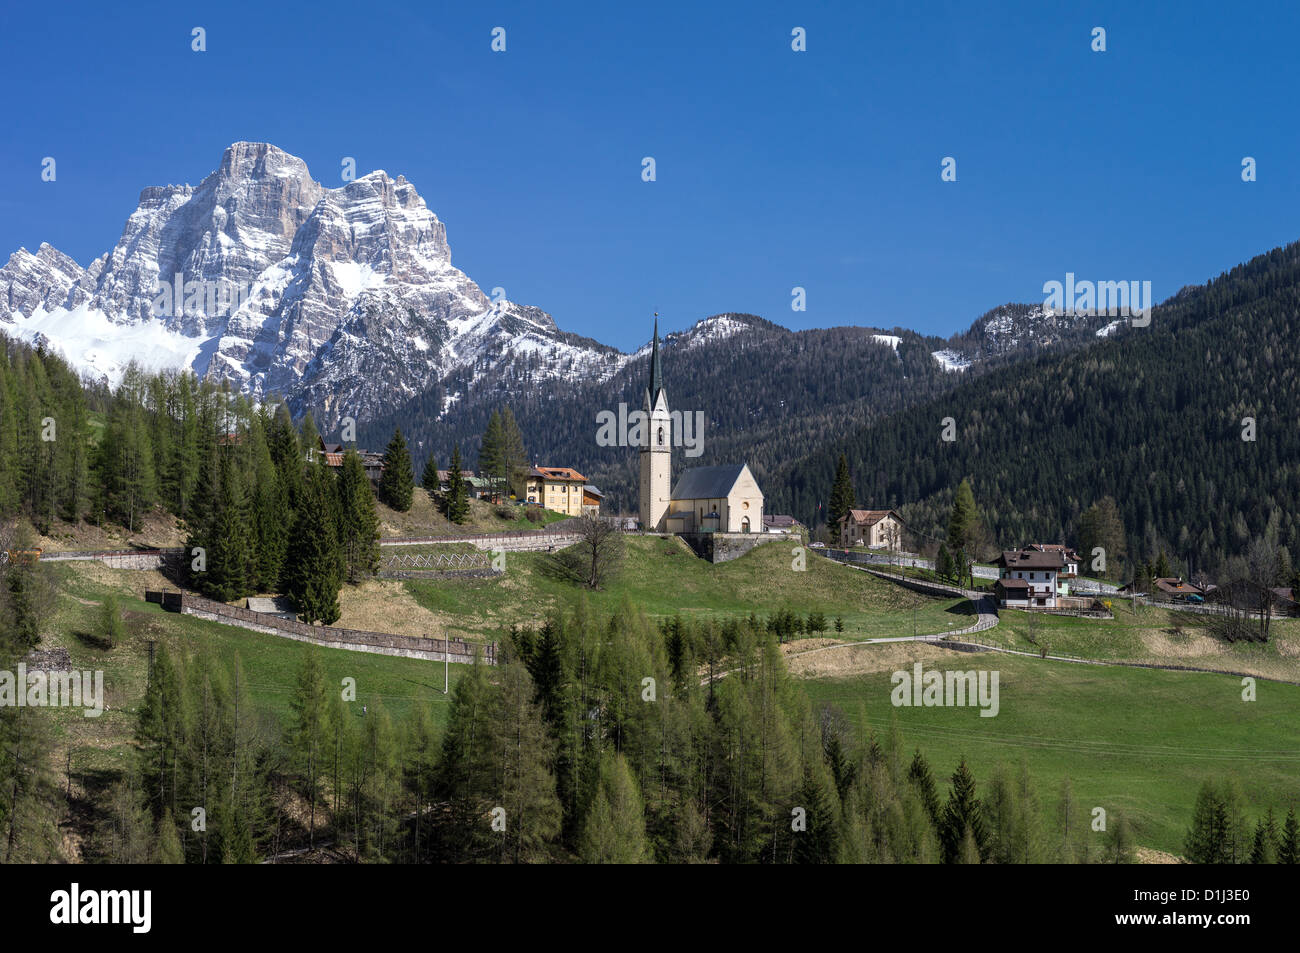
[0,142,625,425]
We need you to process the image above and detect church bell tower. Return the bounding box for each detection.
[639,316,672,531]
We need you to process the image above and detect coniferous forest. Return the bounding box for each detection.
[778,241,1300,579]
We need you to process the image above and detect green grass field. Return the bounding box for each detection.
[41,564,466,782]
[801,653,1300,855]
[401,535,977,642]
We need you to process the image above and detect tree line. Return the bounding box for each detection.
[43,603,1289,863]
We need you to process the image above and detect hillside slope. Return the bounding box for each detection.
[776,241,1300,574]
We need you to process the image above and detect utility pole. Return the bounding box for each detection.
[444,634,449,695]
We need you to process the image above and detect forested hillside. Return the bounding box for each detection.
[354,311,1101,513]
[776,241,1300,579]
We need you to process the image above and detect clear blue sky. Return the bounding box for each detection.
[3,0,1298,350]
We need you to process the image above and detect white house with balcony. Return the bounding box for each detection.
[994,548,1067,609]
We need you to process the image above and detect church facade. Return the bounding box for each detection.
[638,319,764,533]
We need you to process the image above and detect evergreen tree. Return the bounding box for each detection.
[377,427,414,512]
[1185,779,1232,864]
[828,453,855,544]
[337,449,380,583]
[99,593,125,649]
[1279,807,1299,864]
[421,454,440,497]
[479,410,504,502]
[1249,812,1278,864]
[1155,550,1172,579]
[286,650,332,846]
[579,752,650,863]
[1078,496,1127,581]
[907,750,941,829]
[445,444,470,523]
[939,758,988,864]
[286,463,343,625]
[298,411,320,460]
[499,407,529,498]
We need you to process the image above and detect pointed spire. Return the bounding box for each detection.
[648,313,664,404]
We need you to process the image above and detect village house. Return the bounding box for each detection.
[436,468,475,492]
[1152,577,1205,602]
[525,466,587,517]
[839,509,906,549]
[994,548,1066,609]
[311,438,385,482]
[763,514,801,534]
[1027,543,1080,578]
[582,485,604,516]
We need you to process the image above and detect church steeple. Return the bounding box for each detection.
[648,314,664,405]
[639,313,671,532]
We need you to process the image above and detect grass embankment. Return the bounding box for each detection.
[395,535,974,643]
[38,562,465,785]
[375,493,569,538]
[976,604,1300,682]
[801,653,1300,855]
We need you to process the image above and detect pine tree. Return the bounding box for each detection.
[907,750,941,829]
[828,453,855,544]
[286,650,332,846]
[1155,550,1172,579]
[153,811,185,864]
[1249,813,1277,864]
[490,663,561,863]
[479,410,504,502]
[1279,807,1299,864]
[579,752,649,863]
[286,463,342,625]
[499,407,529,499]
[433,657,497,862]
[1078,496,1127,580]
[939,758,988,863]
[446,444,470,523]
[203,451,255,602]
[936,543,955,581]
[337,450,380,584]
[99,593,125,649]
[421,454,440,497]
[377,427,414,512]
[298,411,320,460]
[948,479,979,550]
[1185,779,1229,864]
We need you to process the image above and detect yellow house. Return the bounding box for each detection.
[524,466,587,517]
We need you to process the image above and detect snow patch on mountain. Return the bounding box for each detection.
[931,349,971,372]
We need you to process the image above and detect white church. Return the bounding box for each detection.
[638,319,765,534]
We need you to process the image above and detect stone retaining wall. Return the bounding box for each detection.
[153,591,493,664]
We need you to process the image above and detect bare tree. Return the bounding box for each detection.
[551,516,625,590]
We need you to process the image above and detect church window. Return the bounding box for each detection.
[657,427,664,446]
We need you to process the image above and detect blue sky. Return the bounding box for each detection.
[3,0,1298,350]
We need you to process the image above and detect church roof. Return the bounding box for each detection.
[670,464,749,501]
